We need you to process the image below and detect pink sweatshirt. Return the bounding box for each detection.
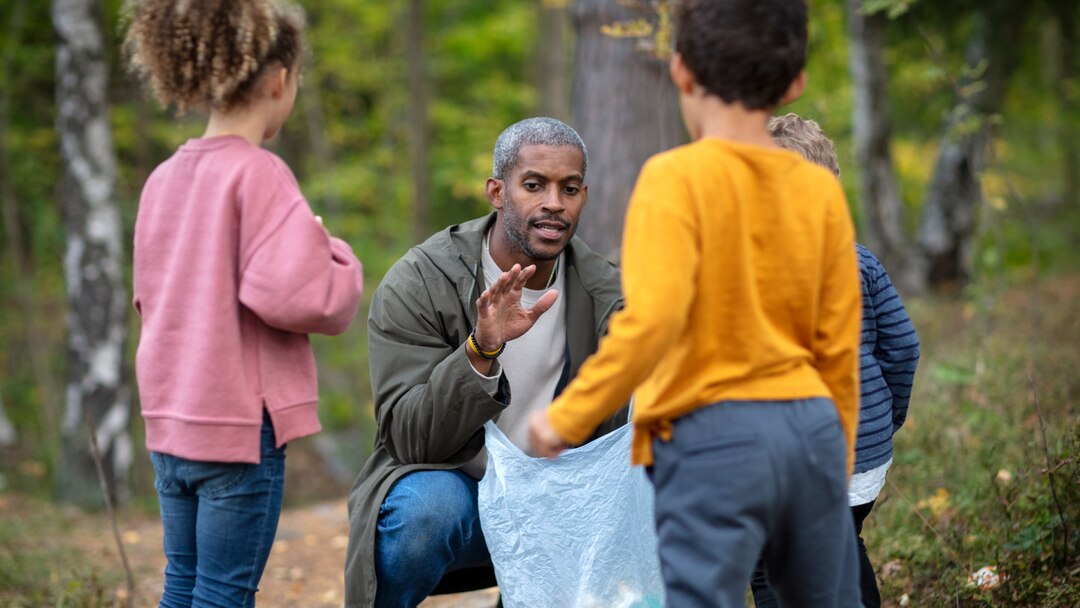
[133,136,363,463]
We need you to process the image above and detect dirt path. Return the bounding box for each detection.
[73,499,497,607]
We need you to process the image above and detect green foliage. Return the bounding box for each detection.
[867,277,1080,606]
[0,499,115,607]
[0,0,539,495]
[0,11,1078,606]
[860,0,918,20]
[786,0,858,219]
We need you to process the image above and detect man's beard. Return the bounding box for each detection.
[502,195,573,262]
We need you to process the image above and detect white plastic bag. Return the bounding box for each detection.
[478,419,664,608]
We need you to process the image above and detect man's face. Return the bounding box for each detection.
[489,144,587,263]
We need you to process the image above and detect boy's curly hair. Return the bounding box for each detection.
[674,0,807,110]
[768,113,841,178]
[123,0,305,114]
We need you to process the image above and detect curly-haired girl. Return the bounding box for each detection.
[124,1,364,605]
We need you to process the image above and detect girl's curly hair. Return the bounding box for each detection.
[124,0,305,114]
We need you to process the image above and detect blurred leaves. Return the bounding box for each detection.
[860,0,917,20]
[915,487,953,518]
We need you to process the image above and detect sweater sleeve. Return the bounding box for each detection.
[862,248,920,432]
[547,156,696,444]
[815,185,862,474]
[237,158,363,336]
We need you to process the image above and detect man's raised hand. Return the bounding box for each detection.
[473,264,558,353]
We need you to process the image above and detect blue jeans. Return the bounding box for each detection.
[374,469,492,608]
[649,399,861,608]
[150,411,286,608]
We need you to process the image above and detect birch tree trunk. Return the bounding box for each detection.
[53,0,132,507]
[846,0,913,289]
[570,0,685,261]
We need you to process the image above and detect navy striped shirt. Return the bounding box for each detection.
[854,244,920,473]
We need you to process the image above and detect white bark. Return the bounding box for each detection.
[53,0,131,506]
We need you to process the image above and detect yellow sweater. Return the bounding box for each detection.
[547,138,861,469]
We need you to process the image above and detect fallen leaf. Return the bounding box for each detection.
[916,488,951,517]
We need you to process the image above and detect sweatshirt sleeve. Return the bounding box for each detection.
[861,247,920,432]
[237,157,363,336]
[547,156,696,444]
[815,184,862,474]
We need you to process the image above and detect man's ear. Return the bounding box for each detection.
[778,70,807,106]
[669,53,695,95]
[486,177,505,210]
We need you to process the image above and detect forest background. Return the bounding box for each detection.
[1,0,1078,606]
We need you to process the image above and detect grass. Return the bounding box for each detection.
[866,274,1080,607]
[0,495,121,607]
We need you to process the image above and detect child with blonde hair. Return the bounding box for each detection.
[125,1,364,605]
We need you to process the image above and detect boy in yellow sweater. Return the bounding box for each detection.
[528,0,863,605]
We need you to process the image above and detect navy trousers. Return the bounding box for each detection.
[649,399,862,608]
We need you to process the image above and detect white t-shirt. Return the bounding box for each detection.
[460,248,567,479]
[848,458,891,506]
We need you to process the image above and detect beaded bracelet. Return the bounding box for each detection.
[468,329,505,360]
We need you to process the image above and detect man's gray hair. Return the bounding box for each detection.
[492,117,588,180]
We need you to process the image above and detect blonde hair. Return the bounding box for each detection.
[768,113,840,178]
[124,0,305,114]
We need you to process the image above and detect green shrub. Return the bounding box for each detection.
[868,277,1080,607]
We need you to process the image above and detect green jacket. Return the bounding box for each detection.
[345,213,625,606]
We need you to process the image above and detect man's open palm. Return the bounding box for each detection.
[473,264,558,351]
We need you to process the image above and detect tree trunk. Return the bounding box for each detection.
[570,0,685,261]
[0,395,14,448]
[406,0,432,245]
[52,0,132,508]
[846,0,913,289]
[299,66,342,219]
[536,0,572,121]
[914,0,1028,291]
[0,0,28,453]
[1054,0,1077,232]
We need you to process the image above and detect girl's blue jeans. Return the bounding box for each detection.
[150,411,286,608]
